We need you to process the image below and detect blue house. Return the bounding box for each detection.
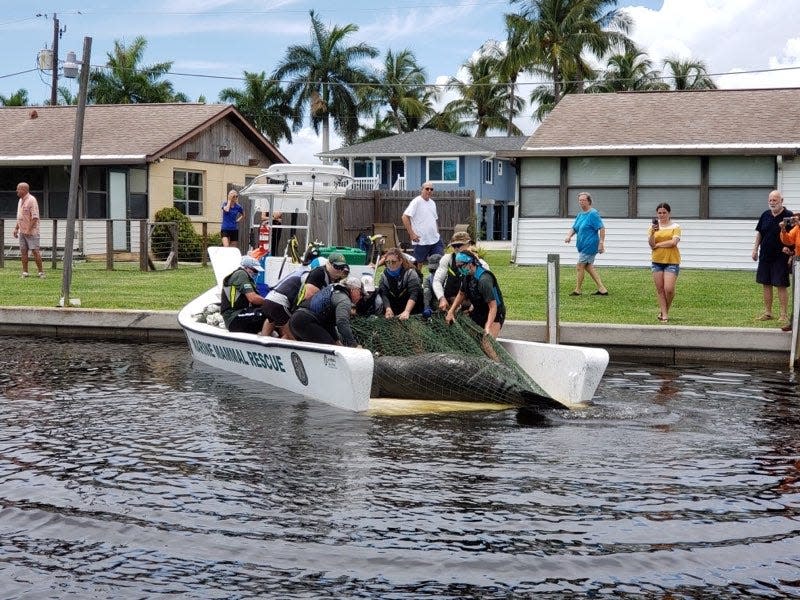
[318,129,526,241]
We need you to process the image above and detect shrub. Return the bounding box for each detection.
[151,207,203,262]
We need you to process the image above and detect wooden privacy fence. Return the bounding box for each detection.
[337,189,475,248]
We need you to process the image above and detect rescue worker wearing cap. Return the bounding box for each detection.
[289,276,364,347]
[221,256,267,333]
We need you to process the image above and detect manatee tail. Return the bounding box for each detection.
[518,389,568,410]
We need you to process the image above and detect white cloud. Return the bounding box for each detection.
[278,126,342,165]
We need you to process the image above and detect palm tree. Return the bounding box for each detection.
[0,88,29,106]
[496,15,533,135]
[272,10,378,153]
[362,49,436,134]
[446,45,523,137]
[57,86,77,105]
[591,48,669,92]
[510,0,632,104]
[88,36,187,104]
[662,56,717,90]
[219,71,295,145]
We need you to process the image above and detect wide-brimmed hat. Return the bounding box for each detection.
[449,231,471,246]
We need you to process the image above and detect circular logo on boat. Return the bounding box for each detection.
[290,352,308,386]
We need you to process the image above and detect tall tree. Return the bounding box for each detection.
[496,15,533,135]
[590,48,669,92]
[362,49,436,134]
[219,71,295,145]
[446,45,523,137]
[88,36,188,104]
[662,56,717,90]
[272,10,378,153]
[510,0,632,105]
[0,88,29,106]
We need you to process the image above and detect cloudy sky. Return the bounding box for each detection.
[1,0,797,163]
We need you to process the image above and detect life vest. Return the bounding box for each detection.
[273,269,309,307]
[465,268,505,323]
[221,268,253,313]
[307,283,337,316]
[443,254,462,299]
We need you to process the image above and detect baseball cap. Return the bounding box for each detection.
[240,256,264,272]
[327,252,348,269]
[360,275,376,293]
[428,254,442,271]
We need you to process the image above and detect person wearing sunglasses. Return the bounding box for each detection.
[445,250,506,338]
[378,247,423,320]
[297,252,350,306]
[402,181,445,265]
[431,230,489,312]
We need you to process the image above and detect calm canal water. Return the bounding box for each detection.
[0,336,798,599]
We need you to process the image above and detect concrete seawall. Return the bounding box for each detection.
[0,306,791,368]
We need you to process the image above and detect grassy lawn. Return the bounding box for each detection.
[0,251,781,329]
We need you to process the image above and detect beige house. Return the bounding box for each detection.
[0,103,287,251]
[504,88,800,268]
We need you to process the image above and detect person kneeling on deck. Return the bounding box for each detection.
[259,267,311,339]
[445,250,506,339]
[220,256,267,333]
[288,277,363,347]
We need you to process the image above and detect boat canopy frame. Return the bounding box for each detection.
[239,164,353,248]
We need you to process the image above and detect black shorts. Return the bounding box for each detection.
[288,308,336,344]
[221,228,239,242]
[227,308,267,333]
[262,299,292,327]
[756,258,791,287]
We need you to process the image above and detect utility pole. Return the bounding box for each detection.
[50,13,59,106]
[60,36,92,308]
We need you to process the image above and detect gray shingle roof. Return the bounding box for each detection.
[519,88,800,156]
[0,103,287,163]
[319,128,527,158]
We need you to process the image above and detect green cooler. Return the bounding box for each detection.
[318,245,367,266]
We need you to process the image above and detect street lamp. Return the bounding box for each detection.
[59,36,92,308]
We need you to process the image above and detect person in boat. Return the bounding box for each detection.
[445,250,506,338]
[221,189,245,248]
[259,266,310,338]
[220,256,267,333]
[298,252,350,304]
[354,274,384,316]
[378,247,422,320]
[421,253,442,317]
[288,276,364,347]
[432,231,489,312]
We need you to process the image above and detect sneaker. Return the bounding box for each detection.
[781,323,792,332]
[38,272,45,278]
[21,272,29,278]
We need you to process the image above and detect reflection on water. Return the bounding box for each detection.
[0,337,798,598]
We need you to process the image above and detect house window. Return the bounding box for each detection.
[173,170,204,216]
[567,157,629,217]
[427,158,458,183]
[483,159,493,184]
[519,157,560,217]
[497,161,503,176]
[353,160,375,178]
[85,166,108,219]
[637,156,701,218]
[708,156,775,218]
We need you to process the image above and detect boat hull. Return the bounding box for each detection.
[180,289,374,412]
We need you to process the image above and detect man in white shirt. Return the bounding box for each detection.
[402,181,445,264]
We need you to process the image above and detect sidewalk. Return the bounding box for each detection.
[0,306,791,368]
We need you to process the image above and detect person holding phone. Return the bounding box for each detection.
[648,203,681,323]
[564,192,608,296]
